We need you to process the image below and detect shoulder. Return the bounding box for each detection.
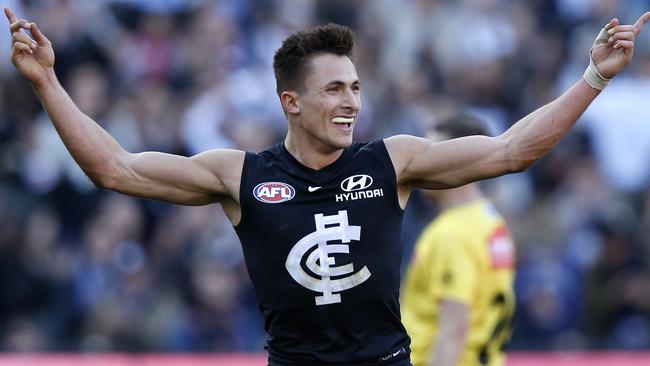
[248,143,283,159]
[349,139,401,182]
[191,149,246,189]
[383,134,425,153]
[237,143,284,168]
[337,139,392,165]
[383,134,429,174]
[351,138,386,155]
[192,149,246,170]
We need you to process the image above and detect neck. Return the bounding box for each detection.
[284,132,344,170]
[433,184,484,211]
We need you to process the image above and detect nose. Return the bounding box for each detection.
[341,87,360,112]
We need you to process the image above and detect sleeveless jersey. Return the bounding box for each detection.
[235,139,411,365]
[400,199,515,366]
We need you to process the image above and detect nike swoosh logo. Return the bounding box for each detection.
[308,186,322,192]
[392,348,403,357]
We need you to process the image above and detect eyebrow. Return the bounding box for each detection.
[324,79,361,88]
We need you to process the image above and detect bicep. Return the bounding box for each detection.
[109,149,244,206]
[385,134,511,190]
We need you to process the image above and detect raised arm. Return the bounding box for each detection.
[386,79,597,190]
[386,13,650,198]
[4,7,243,210]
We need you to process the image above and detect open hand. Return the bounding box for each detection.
[592,12,650,79]
[4,6,54,86]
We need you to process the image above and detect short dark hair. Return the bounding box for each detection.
[434,113,490,139]
[273,23,355,96]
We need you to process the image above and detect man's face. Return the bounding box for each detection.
[293,53,361,152]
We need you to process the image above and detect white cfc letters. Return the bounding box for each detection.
[285,210,371,305]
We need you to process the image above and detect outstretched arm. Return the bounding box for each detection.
[387,13,650,194]
[4,7,243,208]
[429,300,469,366]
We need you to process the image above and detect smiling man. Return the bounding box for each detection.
[5,6,650,365]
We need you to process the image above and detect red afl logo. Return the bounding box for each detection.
[253,182,296,203]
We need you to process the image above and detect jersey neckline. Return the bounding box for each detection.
[279,142,353,176]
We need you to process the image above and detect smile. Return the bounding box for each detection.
[332,116,354,129]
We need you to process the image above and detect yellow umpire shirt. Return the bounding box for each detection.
[401,198,515,366]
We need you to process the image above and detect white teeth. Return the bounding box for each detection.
[332,117,354,123]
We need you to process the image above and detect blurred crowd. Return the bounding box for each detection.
[1,0,650,354]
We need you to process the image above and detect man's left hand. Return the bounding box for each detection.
[593,12,650,79]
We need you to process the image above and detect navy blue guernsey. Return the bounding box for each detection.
[235,139,411,365]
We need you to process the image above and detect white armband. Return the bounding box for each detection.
[582,27,611,91]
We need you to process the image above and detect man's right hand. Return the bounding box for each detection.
[4,6,54,87]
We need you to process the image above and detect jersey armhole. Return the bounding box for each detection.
[233,151,254,229]
[377,139,404,215]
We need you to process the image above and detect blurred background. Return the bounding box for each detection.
[1,0,650,356]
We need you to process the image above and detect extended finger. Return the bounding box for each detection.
[4,6,17,23]
[633,11,650,33]
[12,31,36,48]
[29,22,50,45]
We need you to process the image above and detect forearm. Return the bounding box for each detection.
[429,300,469,366]
[388,79,600,190]
[32,69,127,186]
[429,332,465,366]
[501,78,599,170]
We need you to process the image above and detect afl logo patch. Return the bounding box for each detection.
[253,182,295,204]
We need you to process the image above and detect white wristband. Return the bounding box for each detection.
[582,27,611,91]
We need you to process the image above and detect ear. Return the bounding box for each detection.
[280,91,300,115]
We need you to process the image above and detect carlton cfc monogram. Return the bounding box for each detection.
[285,210,371,305]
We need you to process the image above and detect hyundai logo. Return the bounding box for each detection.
[340,175,373,192]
